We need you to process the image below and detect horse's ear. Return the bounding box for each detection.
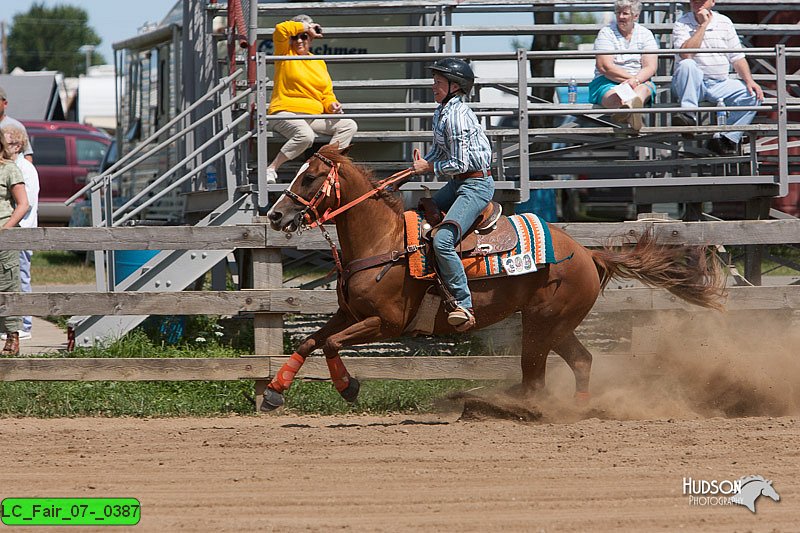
[339,144,352,156]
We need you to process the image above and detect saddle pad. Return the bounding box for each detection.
[404,211,556,280]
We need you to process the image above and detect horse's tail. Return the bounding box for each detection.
[590,229,727,310]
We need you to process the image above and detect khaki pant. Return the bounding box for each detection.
[0,250,21,333]
[271,112,357,160]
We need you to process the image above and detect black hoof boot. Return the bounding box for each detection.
[260,388,285,412]
[339,377,360,403]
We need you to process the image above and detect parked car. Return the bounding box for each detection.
[20,121,112,224]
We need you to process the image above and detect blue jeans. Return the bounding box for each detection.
[19,250,32,332]
[671,59,759,144]
[431,176,495,309]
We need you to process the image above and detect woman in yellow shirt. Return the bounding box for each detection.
[265,15,357,183]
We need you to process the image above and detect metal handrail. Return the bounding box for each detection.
[261,47,784,63]
[87,88,252,195]
[112,112,251,224]
[114,133,254,227]
[66,68,244,205]
[254,42,792,200]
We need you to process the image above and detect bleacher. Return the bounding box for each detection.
[213,0,798,220]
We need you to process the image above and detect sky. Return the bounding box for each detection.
[4,1,529,67]
[4,3,596,68]
[7,0,176,65]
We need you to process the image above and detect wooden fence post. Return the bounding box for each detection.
[251,246,283,412]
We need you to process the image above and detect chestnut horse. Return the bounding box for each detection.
[263,144,725,411]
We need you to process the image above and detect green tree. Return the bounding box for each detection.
[7,3,104,76]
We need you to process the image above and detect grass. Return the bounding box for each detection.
[0,327,486,417]
[31,251,95,285]
[727,244,800,277]
[0,379,483,417]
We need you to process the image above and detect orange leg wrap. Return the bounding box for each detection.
[326,355,351,392]
[267,352,305,393]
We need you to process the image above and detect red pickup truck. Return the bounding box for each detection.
[21,120,112,224]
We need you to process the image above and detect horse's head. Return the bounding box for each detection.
[761,480,780,502]
[267,143,349,233]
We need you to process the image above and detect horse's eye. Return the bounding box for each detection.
[302,174,318,185]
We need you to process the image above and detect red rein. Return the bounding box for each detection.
[303,153,415,229]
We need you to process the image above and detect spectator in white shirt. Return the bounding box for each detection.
[590,0,659,131]
[671,0,763,155]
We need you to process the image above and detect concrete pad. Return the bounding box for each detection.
[18,317,69,355]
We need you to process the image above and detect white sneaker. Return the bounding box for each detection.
[265,167,278,184]
[1,330,31,341]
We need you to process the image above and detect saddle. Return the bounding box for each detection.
[417,198,518,256]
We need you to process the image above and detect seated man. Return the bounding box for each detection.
[671,0,763,155]
[589,0,658,132]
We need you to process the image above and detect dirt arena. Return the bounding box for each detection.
[2,313,799,532]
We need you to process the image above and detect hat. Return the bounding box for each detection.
[0,86,6,101]
[429,58,475,95]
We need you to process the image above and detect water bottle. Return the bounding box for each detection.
[568,77,578,104]
[205,165,217,190]
[716,98,727,126]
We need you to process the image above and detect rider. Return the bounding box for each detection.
[412,58,494,331]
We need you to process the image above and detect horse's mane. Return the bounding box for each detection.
[317,145,405,215]
[739,475,768,486]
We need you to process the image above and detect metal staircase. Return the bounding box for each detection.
[66,67,257,347]
[68,193,256,347]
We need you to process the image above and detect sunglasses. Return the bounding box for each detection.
[291,33,310,42]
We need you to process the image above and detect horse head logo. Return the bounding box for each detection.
[731,475,780,513]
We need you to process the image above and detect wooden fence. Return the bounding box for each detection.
[0,219,798,411]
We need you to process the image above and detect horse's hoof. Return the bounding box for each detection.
[260,388,285,412]
[339,377,360,403]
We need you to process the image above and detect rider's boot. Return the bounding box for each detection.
[447,306,475,332]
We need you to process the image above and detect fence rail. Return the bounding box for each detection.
[1,221,797,411]
[0,219,798,251]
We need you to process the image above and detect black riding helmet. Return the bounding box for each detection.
[429,58,475,95]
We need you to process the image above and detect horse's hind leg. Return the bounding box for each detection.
[518,310,560,396]
[519,312,591,399]
[553,332,593,400]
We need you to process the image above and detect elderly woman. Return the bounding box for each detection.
[264,15,357,183]
[4,125,38,340]
[589,0,659,131]
[0,128,30,356]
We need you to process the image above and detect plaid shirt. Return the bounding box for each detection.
[424,96,492,178]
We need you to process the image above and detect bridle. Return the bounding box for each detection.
[282,150,415,231]
[281,152,342,230]
[279,149,417,278]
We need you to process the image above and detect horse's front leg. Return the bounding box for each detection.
[261,310,353,412]
[321,316,385,403]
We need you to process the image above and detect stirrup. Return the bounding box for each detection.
[447,306,475,331]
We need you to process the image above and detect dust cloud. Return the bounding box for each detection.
[455,310,800,423]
